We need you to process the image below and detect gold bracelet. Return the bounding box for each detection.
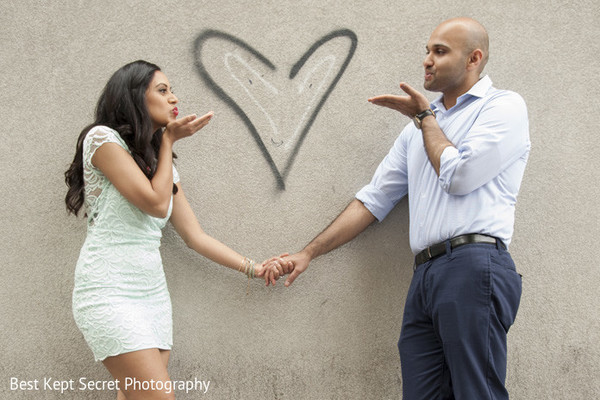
[238,257,247,274]
[239,257,256,295]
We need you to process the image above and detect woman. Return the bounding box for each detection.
[65,60,285,400]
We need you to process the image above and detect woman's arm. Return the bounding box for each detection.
[169,183,282,285]
[92,113,212,218]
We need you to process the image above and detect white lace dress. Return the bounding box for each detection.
[72,126,178,361]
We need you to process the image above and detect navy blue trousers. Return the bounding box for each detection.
[399,241,522,399]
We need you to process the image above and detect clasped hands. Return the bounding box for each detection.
[254,250,310,287]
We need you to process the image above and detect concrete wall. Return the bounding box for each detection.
[1,0,598,398]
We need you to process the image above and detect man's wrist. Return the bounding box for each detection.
[421,113,436,124]
[301,246,316,262]
[413,108,436,129]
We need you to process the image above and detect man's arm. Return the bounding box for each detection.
[368,82,452,176]
[284,199,376,287]
[420,115,453,175]
[369,83,530,194]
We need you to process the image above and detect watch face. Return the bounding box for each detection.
[413,117,421,129]
[413,109,434,129]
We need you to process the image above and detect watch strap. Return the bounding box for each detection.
[413,108,435,129]
[416,108,435,120]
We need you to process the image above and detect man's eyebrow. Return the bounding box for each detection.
[427,43,451,50]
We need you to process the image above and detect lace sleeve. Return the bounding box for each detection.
[83,126,129,170]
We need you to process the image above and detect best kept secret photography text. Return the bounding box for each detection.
[10,376,210,394]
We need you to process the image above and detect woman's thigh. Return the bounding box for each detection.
[103,348,174,400]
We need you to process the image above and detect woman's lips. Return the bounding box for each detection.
[173,107,179,117]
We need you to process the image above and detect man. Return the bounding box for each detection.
[281,17,530,399]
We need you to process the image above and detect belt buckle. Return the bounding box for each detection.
[426,246,432,261]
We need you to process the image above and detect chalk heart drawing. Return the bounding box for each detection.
[194,29,358,189]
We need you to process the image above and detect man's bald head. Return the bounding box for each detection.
[434,17,489,72]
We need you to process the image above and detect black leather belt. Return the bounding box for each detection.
[415,234,505,266]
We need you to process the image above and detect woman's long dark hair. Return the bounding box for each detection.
[65,60,177,216]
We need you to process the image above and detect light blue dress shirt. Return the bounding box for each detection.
[356,75,530,254]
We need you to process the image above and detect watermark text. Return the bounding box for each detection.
[9,377,210,394]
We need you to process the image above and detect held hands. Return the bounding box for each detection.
[368,83,430,118]
[254,253,293,287]
[163,111,214,144]
[282,251,310,287]
[261,250,311,287]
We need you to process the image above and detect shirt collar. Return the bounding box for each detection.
[431,75,493,113]
[468,75,493,98]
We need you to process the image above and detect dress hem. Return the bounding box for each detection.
[94,344,173,362]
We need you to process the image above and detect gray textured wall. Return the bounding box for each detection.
[1,0,599,399]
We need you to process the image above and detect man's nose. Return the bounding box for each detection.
[423,54,433,68]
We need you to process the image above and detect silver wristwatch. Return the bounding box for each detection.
[412,108,436,129]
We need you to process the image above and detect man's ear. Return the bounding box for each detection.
[466,49,484,71]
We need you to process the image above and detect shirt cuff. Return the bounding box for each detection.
[355,184,396,222]
[438,146,460,192]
